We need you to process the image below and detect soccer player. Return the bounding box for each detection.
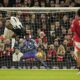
[3,16,25,39]
[20,33,48,69]
[70,9,80,74]
[3,16,26,49]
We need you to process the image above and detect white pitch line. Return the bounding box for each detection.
[0,69,78,70]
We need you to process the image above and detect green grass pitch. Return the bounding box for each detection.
[0,69,80,80]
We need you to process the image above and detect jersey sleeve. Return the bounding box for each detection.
[31,39,38,48]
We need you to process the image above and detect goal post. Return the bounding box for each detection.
[0,7,79,13]
[0,7,79,69]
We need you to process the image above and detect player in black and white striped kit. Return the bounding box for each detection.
[3,16,26,49]
[3,16,25,38]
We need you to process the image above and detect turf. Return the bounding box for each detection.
[0,69,80,80]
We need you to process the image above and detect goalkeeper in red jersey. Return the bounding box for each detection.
[70,9,80,74]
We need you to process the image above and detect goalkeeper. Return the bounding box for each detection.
[20,33,48,68]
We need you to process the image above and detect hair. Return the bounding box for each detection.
[77,9,80,17]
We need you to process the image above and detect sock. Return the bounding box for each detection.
[35,57,48,68]
[78,67,80,71]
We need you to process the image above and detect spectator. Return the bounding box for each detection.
[40,1,45,7]
[55,21,62,37]
[4,39,11,48]
[61,15,70,30]
[57,44,65,56]
[50,0,55,7]
[19,38,24,50]
[0,20,4,36]
[50,23,56,40]
[63,39,68,47]
[0,0,79,7]
[34,1,39,7]
[60,0,65,7]
[47,44,56,68]
[55,0,60,7]
[69,2,75,7]
[54,38,59,50]
[57,44,65,69]
[74,0,80,7]
[0,13,3,20]
[4,46,13,68]
[12,48,23,68]
[47,44,56,61]
[26,0,32,7]
[15,0,22,7]
[1,0,15,7]
[46,0,50,7]
[0,43,4,68]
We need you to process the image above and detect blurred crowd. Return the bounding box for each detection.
[0,10,76,69]
[0,0,80,7]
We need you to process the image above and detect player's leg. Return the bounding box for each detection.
[75,51,80,75]
[3,19,14,39]
[23,50,48,68]
[76,51,80,71]
[3,27,14,39]
[35,57,48,68]
[35,52,48,69]
[74,41,80,74]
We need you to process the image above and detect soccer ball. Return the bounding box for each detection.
[36,52,43,58]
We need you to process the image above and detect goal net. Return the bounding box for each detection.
[0,7,79,69]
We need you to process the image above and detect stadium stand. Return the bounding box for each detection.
[0,0,80,7]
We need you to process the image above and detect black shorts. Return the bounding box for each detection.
[12,28,25,36]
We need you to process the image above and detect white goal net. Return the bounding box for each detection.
[0,7,79,69]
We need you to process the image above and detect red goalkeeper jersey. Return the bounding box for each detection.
[71,16,80,42]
